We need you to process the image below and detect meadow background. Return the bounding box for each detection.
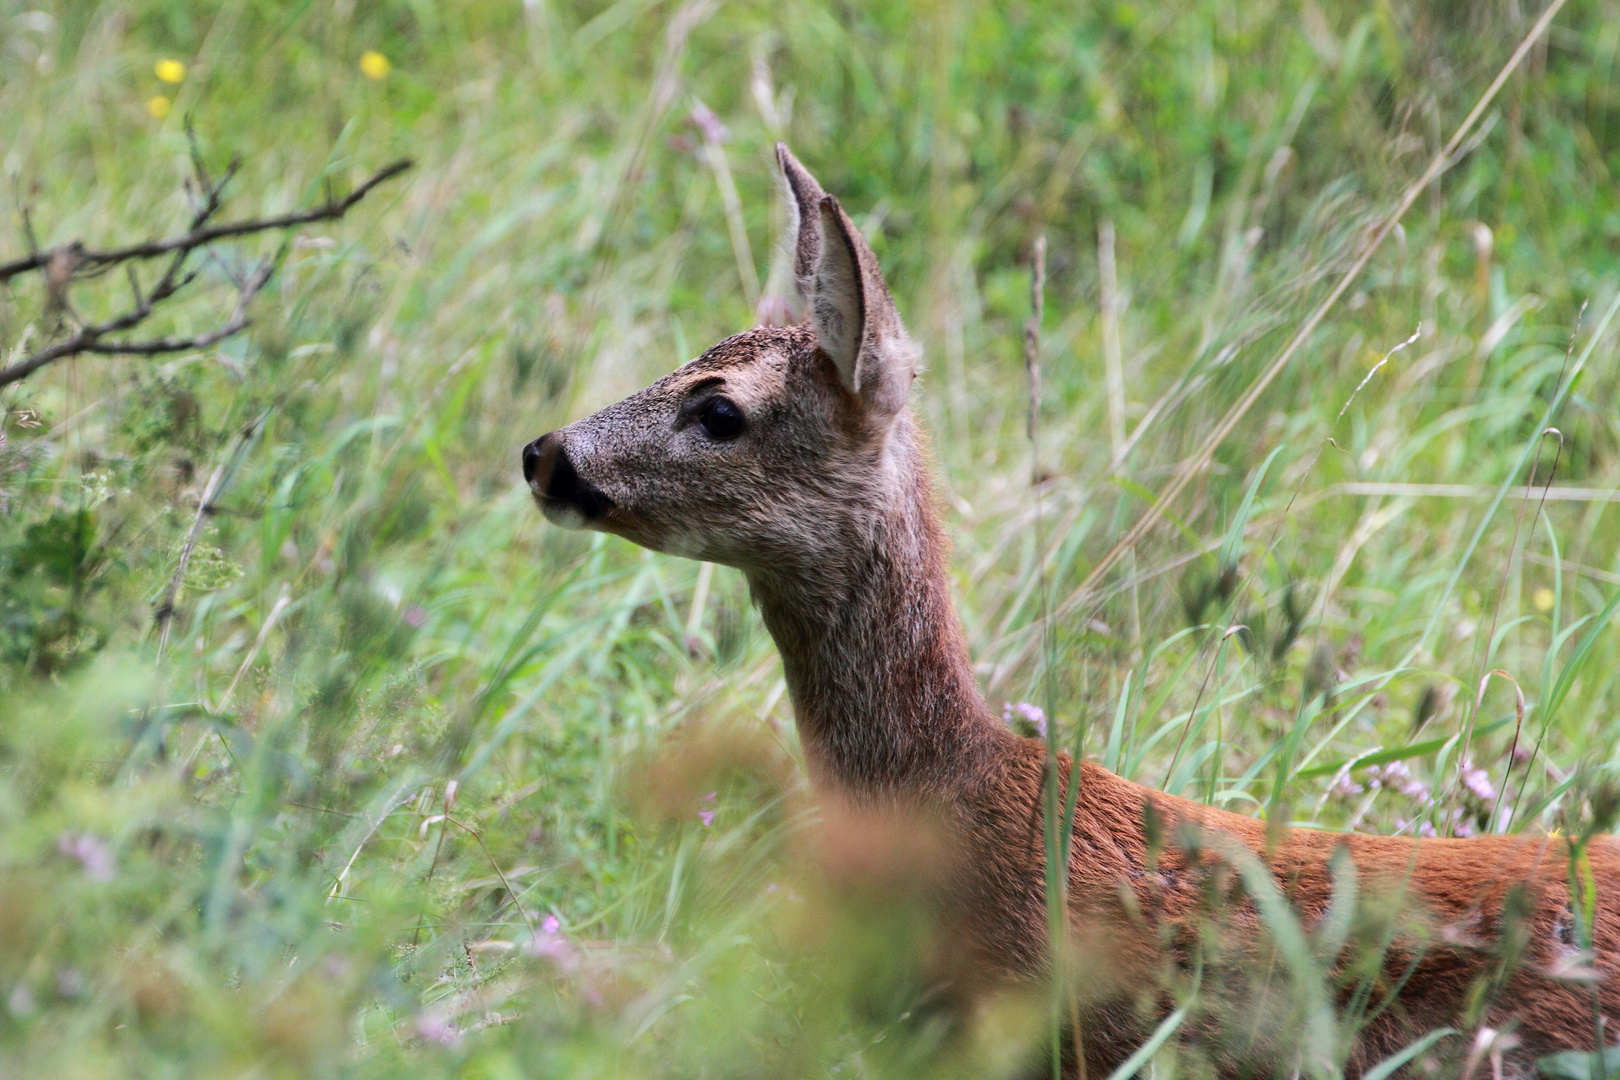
[2,0,1620,1075]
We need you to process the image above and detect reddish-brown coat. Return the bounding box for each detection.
[528,144,1619,1076]
[750,429,1620,1072]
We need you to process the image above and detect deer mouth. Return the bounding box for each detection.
[522,434,616,527]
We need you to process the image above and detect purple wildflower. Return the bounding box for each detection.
[414,1011,461,1046]
[1003,702,1047,738]
[1331,774,1365,797]
[688,101,728,144]
[56,833,115,882]
[1364,762,1430,801]
[403,605,427,628]
[524,920,579,973]
[1459,759,1496,802]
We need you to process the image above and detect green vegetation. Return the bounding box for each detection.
[2,0,1619,1075]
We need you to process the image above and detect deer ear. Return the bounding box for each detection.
[810,194,916,418]
[777,144,916,418]
[776,143,825,316]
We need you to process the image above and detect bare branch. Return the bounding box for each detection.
[83,260,273,357]
[0,157,410,388]
[0,158,411,283]
[0,259,272,384]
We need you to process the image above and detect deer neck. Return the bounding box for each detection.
[746,425,1007,798]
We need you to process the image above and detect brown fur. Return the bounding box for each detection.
[522,144,1620,1075]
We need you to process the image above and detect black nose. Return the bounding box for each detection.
[522,437,547,484]
[521,433,614,520]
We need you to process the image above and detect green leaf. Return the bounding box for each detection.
[1364,1028,1456,1080]
[12,509,96,586]
[1220,444,1285,571]
[1103,671,1132,773]
[1543,588,1620,729]
[1538,1045,1620,1080]
[1104,1005,1188,1080]
[1298,716,1514,779]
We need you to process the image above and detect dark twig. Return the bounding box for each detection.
[125,264,144,308]
[21,206,39,259]
[154,407,270,663]
[81,259,273,357]
[155,457,229,664]
[0,159,410,283]
[0,157,410,389]
[0,261,251,386]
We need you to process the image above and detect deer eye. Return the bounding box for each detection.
[697,396,746,441]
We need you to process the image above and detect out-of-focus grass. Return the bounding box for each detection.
[1,0,1618,1075]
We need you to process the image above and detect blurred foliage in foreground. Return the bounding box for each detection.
[2,0,1620,1075]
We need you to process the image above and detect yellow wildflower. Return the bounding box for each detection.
[155,58,185,84]
[147,95,171,119]
[359,51,390,80]
[1533,587,1555,613]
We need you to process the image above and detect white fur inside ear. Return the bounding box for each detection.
[783,171,801,236]
[812,202,864,393]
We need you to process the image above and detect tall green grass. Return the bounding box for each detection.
[2,0,1619,1075]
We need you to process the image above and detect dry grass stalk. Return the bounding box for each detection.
[1068,0,1571,612]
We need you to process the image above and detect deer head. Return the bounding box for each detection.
[521,145,924,582]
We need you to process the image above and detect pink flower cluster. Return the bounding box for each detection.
[521,916,608,1006]
[1002,701,1047,739]
[698,791,716,828]
[56,833,115,882]
[1331,760,1430,801]
[1459,758,1496,802]
[1332,756,1502,839]
[1373,761,1431,800]
[524,914,579,973]
[1396,813,1477,839]
[688,101,728,144]
[414,1010,461,1046]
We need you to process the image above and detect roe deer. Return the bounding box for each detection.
[522,144,1620,1077]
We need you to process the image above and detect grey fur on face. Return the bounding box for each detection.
[524,144,921,581]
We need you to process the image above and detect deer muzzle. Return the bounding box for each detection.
[522,432,615,527]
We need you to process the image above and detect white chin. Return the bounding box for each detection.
[539,500,589,530]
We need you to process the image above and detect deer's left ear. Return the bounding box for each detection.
[810,193,917,419]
